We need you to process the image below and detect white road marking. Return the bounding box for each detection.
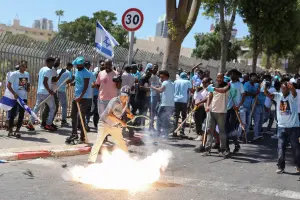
[164,176,300,199]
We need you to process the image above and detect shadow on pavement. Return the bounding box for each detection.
[20,136,50,143]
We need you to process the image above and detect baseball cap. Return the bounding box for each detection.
[120,85,131,96]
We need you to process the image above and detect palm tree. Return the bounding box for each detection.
[55,10,64,31]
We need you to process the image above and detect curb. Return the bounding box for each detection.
[0,135,143,162]
[0,144,114,162]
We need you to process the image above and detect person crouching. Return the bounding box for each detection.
[87,85,134,164]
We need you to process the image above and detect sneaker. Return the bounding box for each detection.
[194,145,205,153]
[201,151,210,157]
[61,120,69,126]
[51,124,58,130]
[26,123,35,131]
[271,135,278,139]
[276,168,284,174]
[265,130,274,135]
[252,136,263,141]
[65,134,79,145]
[233,144,241,153]
[212,143,220,149]
[7,128,13,137]
[219,150,230,158]
[15,127,21,138]
[45,125,57,131]
[194,135,202,141]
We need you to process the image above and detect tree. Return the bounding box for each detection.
[55,10,64,30]
[203,0,238,73]
[163,0,201,79]
[193,23,241,61]
[58,11,129,48]
[239,0,300,72]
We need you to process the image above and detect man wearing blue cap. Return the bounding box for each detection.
[65,56,91,144]
[172,72,192,137]
[88,85,134,164]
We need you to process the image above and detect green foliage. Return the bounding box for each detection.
[193,28,242,61]
[239,0,300,70]
[58,10,129,48]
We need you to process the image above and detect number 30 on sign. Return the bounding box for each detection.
[122,8,144,32]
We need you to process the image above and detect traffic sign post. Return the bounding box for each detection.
[122,8,144,65]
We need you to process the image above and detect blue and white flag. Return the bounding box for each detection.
[17,97,41,122]
[95,21,119,59]
[0,89,17,111]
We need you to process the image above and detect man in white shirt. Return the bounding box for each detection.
[41,57,65,130]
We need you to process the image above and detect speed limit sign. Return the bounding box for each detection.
[122,8,144,32]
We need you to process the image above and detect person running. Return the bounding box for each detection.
[6,61,30,138]
[27,57,58,131]
[264,81,300,174]
[57,62,73,126]
[65,56,90,144]
[87,86,134,164]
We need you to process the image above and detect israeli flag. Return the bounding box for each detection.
[17,97,41,122]
[95,21,119,59]
[0,89,17,111]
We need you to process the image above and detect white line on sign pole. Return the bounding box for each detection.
[128,31,135,65]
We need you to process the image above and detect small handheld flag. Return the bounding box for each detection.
[0,89,17,111]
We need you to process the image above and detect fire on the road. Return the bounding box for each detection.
[63,149,172,191]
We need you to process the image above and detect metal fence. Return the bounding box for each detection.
[0,32,257,128]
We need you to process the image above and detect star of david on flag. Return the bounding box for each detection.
[95,21,119,59]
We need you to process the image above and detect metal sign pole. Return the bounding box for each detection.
[128,31,135,65]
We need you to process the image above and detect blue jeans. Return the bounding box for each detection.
[157,106,174,135]
[253,104,264,138]
[31,94,56,125]
[277,127,300,169]
[58,91,67,120]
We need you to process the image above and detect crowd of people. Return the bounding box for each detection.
[4,56,300,173]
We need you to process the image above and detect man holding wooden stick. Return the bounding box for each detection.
[65,56,90,144]
[226,69,245,153]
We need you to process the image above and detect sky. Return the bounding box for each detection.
[0,0,249,48]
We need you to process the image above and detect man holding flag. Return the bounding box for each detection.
[6,61,30,138]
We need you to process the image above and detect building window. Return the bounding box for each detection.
[40,32,44,36]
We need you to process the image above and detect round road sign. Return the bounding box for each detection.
[122,8,144,32]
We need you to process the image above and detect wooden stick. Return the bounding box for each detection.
[174,106,198,133]
[76,102,89,143]
[202,116,209,146]
[37,78,69,109]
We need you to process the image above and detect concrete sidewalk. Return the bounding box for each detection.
[0,121,143,161]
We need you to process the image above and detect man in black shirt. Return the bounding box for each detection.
[135,68,152,127]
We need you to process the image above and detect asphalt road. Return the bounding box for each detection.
[0,134,299,200]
